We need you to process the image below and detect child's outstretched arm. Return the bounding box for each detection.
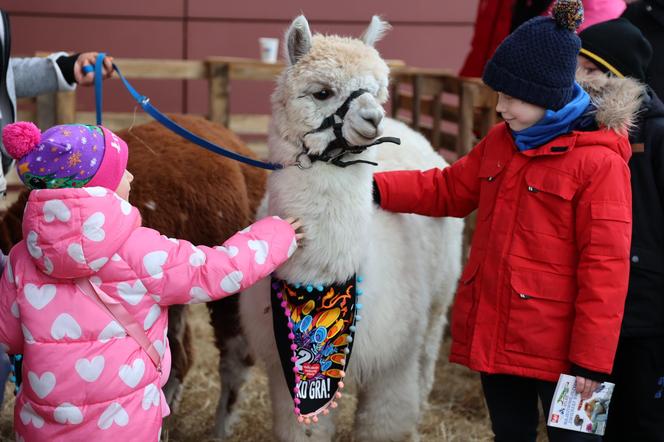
[124,216,298,306]
[373,137,486,217]
[572,152,632,376]
[0,250,24,355]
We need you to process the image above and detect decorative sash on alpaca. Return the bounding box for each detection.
[271,275,359,422]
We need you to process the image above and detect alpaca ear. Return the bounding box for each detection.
[361,16,391,47]
[285,15,313,66]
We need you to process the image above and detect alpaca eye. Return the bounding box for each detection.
[313,89,334,101]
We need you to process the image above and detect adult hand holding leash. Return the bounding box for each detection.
[77,52,113,85]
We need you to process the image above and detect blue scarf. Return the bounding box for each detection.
[512,83,592,151]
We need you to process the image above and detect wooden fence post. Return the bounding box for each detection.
[207,61,230,127]
[55,91,77,125]
[35,94,56,130]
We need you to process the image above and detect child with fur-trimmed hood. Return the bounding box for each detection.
[578,17,664,442]
[373,1,635,440]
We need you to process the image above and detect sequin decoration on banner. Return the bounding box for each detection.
[271,274,361,423]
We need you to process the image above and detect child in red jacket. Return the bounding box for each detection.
[374,1,633,440]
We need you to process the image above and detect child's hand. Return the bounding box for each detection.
[74,52,114,86]
[285,217,304,243]
[575,376,600,401]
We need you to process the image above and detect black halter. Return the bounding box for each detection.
[298,89,401,168]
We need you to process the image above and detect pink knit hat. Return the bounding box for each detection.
[1,122,128,190]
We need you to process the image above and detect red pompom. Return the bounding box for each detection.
[2,122,41,159]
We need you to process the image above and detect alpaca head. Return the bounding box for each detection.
[270,15,392,166]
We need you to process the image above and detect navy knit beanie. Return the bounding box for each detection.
[483,0,584,110]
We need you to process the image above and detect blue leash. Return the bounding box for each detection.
[88,54,284,171]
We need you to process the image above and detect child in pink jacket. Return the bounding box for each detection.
[0,122,301,441]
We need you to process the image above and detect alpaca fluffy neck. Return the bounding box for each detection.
[268,138,374,285]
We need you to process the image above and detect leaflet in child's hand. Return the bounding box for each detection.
[547,374,614,436]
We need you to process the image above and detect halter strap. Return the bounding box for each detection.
[300,88,401,168]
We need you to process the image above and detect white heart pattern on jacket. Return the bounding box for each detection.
[220,271,243,294]
[117,280,147,306]
[83,212,106,242]
[54,402,83,425]
[28,371,56,399]
[119,358,145,388]
[188,287,211,304]
[288,237,298,258]
[84,187,107,197]
[143,251,168,279]
[97,402,129,430]
[11,301,19,318]
[248,239,269,265]
[189,246,206,267]
[24,284,56,310]
[98,321,126,343]
[114,194,132,216]
[21,324,35,344]
[89,257,109,272]
[153,339,165,358]
[43,256,54,275]
[215,245,239,258]
[26,231,42,259]
[67,243,86,264]
[43,200,71,223]
[19,403,44,428]
[142,384,160,410]
[143,304,161,330]
[6,255,13,283]
[75,355,105,382]
[51,313,82,340]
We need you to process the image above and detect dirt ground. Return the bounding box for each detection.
[0,303,520,442]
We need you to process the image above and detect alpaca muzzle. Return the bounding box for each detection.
[299,89,400,169]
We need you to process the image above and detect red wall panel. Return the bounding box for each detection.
[10,16,184,112]
[188,0,478,23]
[2,1,184,18]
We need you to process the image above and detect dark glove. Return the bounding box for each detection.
[55,53,80,85]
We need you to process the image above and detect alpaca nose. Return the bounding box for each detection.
[363,114,381,129]
[360,106,384,130]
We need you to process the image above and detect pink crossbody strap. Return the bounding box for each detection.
[76,278,162,372]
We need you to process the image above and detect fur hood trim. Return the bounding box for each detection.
[576,69,646,134]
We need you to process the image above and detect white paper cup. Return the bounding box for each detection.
[259,38,279,63]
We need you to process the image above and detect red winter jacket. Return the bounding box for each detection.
[374,123,632,381]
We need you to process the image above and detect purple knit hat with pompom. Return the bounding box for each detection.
[1,122,128,190]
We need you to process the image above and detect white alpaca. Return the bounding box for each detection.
[237,16,463,442]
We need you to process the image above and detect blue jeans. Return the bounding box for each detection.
[0,349,10,407]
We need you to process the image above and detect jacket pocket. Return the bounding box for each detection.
[589,201,631,256]
[477,160,506,221]
[451,259,481,345]
[518,166,581,239]
[505,269,576,360]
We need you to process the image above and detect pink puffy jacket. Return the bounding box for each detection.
[0,187,296,441]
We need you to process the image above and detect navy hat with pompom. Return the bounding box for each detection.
[483,0,584,110]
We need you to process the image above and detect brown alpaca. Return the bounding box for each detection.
[0,114,265,433]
